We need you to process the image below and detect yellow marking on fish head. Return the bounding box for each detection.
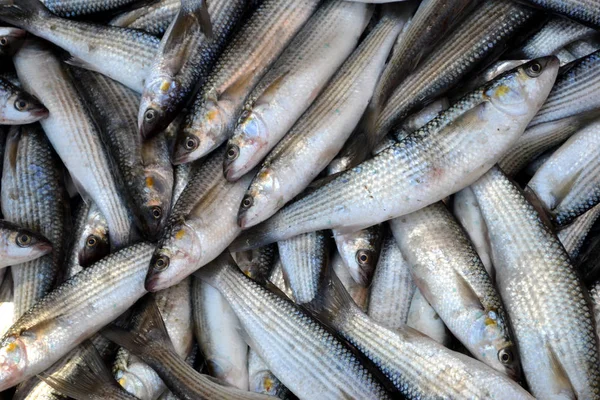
[494,85,510,98]
[206,108,219,122]
[159,80,171,93]
[118,378,126,387]
[146,176,154,188]
[175,229,186,240]
[484,317,497,326]
[5,342,17,353]
[263,377,273,392]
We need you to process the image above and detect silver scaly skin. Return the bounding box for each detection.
[0,242,155,391]
[1,125,69,319]
[233,243,277,284]
[305,273,534,399]
[558,203,600,259]
[173,0,321,164]
[389,202,520,379]
[472,166,600,399]
[40,0,154,17]
[0,77,47,125]
[277,230,329,304]
[139,0,248,138]
[237,6,409,228]
[519,0,600,28]
[72,69,173,240]
[171,162,192,209]
[367,232,415,329]
[194,253,391,399]
[14,40,136,249]
[527,118,600,226]
[109,0,180,36]
[192,276,249,390]
[231,57,559,251]
[567,37,600,58]
[0,0,159,93]
[372,0,536,144]
[224,0,372,180]
[0,221,52,270]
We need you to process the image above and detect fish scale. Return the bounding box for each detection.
[109,0,180,36]
[1,124,68,320]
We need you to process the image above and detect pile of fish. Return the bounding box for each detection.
[0,0,599,398]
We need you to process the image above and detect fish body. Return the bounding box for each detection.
[559,203,600,259]
[110,0,180,36]
[519,0,600,28]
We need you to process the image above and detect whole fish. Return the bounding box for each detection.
[406,289,450,346]
[194,253,391,399]
[0,242,154,391]
[72,68,173,239]
[0,220,52,269]
[1,125,69,319]
[14,40,136,249]
[527,118,600,226]
[65,202,110,279]
[371,0,536,145]
[110,0,180,36]
[277,231,329,303]
[224,0,372,180]
[103,297,271,400]
[115,279,193,400]
[238,6,410,228]
[559,203,600,259]
[0,27,25,57]
[192,276,248,389]
[147,148,254,292]
[519,0,600,28]
[0,0,160,93]
[0,77,47,125]
[472,166,600,399]
[231,57,559,250]
[390,202,520,378]
[306,273,534,399]
[173,0,321,164]
[139,0,246,138]
[367,232,415,329]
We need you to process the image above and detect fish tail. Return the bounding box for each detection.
[38,341,118,399]
[305,268,356,329]
[0,0,51,27]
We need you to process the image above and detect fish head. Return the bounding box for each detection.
[135,171,173,241]
[115,363,156,399]
[145,221,201,292]
[139,76,179,139]
[237,167,282,229]
[485,56,559,118]
[1,90,48,124]
[78,215,110,268]
[0,335,28,390]
[173,98,225,165]
[336,230,380,287]
[0,27,26,57]
[3,227,52,263]
[224,110,269,181]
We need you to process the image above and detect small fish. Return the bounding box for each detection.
[0,77,47,125]
[0,220,52,270]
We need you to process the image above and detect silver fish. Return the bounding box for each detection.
[559,203,600,259]
[519,0,600,29]
[472,166,600,399]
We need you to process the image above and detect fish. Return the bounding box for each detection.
[0,0,160,93]
[367,231,415,329]
[237,5,410,228]
[114,279,193,400]
[0,242,154,391]
[109,0,180,36]
[370,0,537,145]
[139,0,246,138]
[1,124,69,319]
[518,0,600,29]
[305,271,534,399]
[72,68,173,240]
[0,77,47,125]
[389,202,520,378]
[192,276,249,389]
[147,147,254,292]
[0,27,25,57]
[231,57,559,250]
[277,230,329,303]
[527,117,600,226]
[558,203,600,259]
[14,39,136,249]
[332,225,382,287]
[64,201,110,280]
[173,0,321,164]
[0,220,52,269]
[193,252,392,399]
[472,166,600,399]
[103,296,272,400]
[223,0,373,180]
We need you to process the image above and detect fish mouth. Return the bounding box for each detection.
[144,272,162,292]
[37,241,53,253]
[30,107,49,118]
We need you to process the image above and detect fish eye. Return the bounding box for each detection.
[14,99,28,111]
[144,109,157,122]
[226,144,239,160]
[356,250,371,266]
[151,206,162,219]
[498,348,513,364]
[16,233,32,247]
[184,136,198,151]
[0,38,8,46]
[153,254,170,271]
[241,195,253,209]
[525,62,543,77]
[86,235,98,247]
